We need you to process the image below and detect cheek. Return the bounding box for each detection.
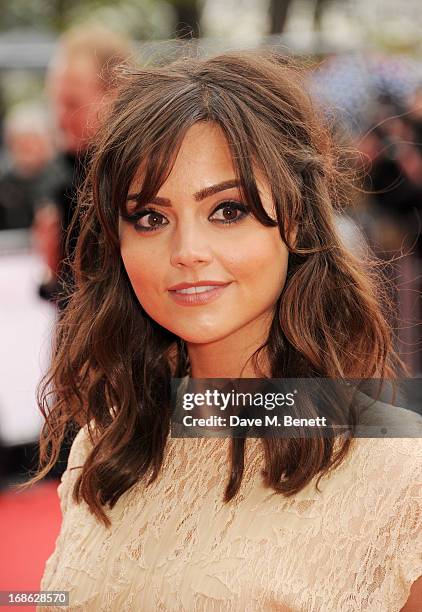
[120,244,159,297]
[229,231,289,293]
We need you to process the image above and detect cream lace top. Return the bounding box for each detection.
[39,428,422,611]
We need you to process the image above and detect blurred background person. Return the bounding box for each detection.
[360,91,422,230]
[31,25,133,479]
[354,88,422,375]
[0,103,54,230]
[33,24,133,309]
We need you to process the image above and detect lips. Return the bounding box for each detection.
[168,282,232,306]
[172,285,222,295]
[168,281,231,291]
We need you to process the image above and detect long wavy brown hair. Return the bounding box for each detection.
[27,50,404,526]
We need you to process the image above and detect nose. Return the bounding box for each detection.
[170,221,213,268]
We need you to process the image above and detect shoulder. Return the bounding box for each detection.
[324,436,422,527]
[66,424,95,470]
[35,154,73,204]
[57,424,95,514]
[354,388,422,438]
[347,436,422,490]
[334,438,421,608]
[345,437,421,555]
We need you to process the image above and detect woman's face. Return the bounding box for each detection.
[119,122,290,346]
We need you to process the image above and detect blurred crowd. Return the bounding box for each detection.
[352,85,422,376]
[0,25,132,308]
[357,87,422,243]
[0,25,133,484]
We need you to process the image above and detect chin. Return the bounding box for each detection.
[174,330,220,345]
[172,323,235,346]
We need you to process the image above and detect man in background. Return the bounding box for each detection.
[33,24,132,308]
[32,25,132,477]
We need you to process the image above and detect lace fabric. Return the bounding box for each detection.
[38,426,422,611]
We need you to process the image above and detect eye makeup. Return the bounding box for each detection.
[120,200,250,233]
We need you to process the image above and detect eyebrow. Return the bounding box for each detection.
[126,179,241,207]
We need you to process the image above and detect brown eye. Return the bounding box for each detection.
[140,212,166,229]
[209,201,249,225]
[222,207,238,221]
[121,208,169,233]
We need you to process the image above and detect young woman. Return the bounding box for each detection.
[33,51,421,610]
